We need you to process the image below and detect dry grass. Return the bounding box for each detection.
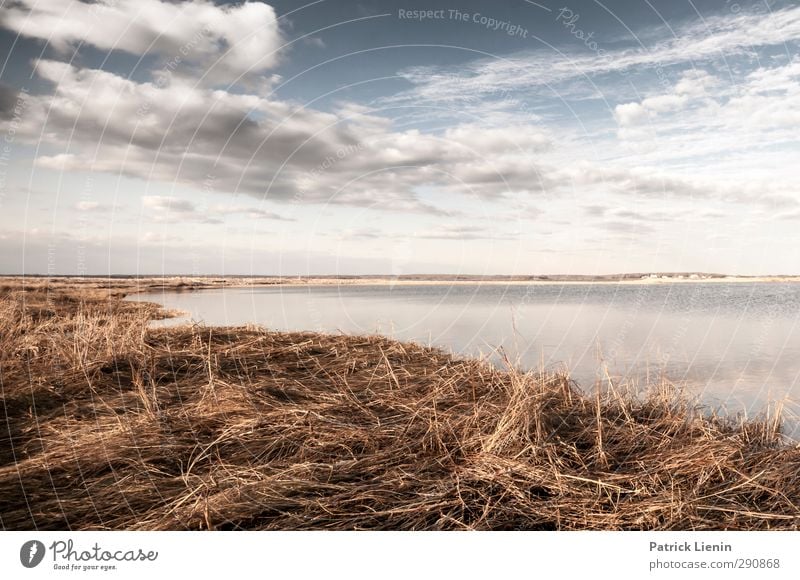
[1,277,799,530]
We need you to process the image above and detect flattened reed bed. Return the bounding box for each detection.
[1,280,799,530]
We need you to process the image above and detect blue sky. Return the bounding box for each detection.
[0,0,798,275]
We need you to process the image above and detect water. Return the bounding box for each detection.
[128,282,800,420]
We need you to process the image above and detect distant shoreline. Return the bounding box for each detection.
[4,273,800,294]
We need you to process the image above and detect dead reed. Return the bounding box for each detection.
[1,278,798,530]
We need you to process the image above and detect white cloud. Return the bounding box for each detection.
[723,58,800,130]
[76,201,100,211]
[210,203,295,221]
[2,0,284,82]
[674,70,718,98]
[74,201,117,212]
[34,153,81,171]
[609,57,800,173]
[614,102,647,126]
[615,70,719,127]
[142,195,195,213]
[614,93,688,126]
[2,4,798,253]
[388,6,800,107]
[16,59,564,212]
[142,195,222,224]
[16,55,796,222]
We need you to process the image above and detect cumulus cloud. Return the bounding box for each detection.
[614,95,688,126]
[614,102,647,127]
[609,57,800,180]
[76,201,100,211]
[367,6,799,220]
[674,70,718,98]
[614,70,719,127]
[143,196,195,213]
[210,203,295,221]
[142,196,293,223]
[13,54,794,221]
[723,58,800,130]
[1,0,284,82]
[2,4,797,233]
[14,59,564,213]
[75,201,115,212]
[142,195,222,224]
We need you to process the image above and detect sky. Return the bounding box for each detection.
[0,0,798,276]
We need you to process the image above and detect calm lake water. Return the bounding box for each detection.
[129,282,800,422]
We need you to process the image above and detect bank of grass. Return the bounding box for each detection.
[1,278,798,530]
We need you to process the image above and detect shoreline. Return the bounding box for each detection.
[5,274,800,301]
[1,277,799,530]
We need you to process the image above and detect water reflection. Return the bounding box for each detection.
[129,282,800,423]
